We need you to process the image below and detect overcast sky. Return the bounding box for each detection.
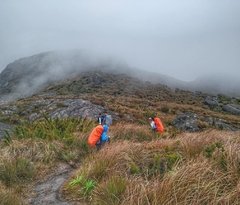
[0,0,239,81]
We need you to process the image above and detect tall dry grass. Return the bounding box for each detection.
[0,117,96,202]
[109,123,158,142]
[63,130,240,205]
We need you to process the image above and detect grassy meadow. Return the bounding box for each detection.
[0,115,239,204]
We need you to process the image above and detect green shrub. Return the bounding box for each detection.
[68,175,96,199]
[82,179,96,197]
[13,118,94,142]
[204,142,224,158]
[69,175,84,187]
[148,152,181,177]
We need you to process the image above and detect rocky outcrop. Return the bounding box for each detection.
[172,112,239,132]
[50,99,106,119]
[0,97,118,123]
[172,112,200,132]
[204,95,240,116]
[204,116,238,131]
[222,104,240,115]
[204,96,219,108]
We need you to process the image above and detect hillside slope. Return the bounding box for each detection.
[0,51,184,100]
[1,50,239,101]
[0,64,240,204]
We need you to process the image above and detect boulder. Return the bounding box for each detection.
[204,96,219,108]
[50,99,107,120]
[173,112,240,132]
[172,112,200,132]
[222,104,240,115]
[204,116,238,131]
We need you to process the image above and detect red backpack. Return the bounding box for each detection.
[88,125,104,147]
[154,117,164,133]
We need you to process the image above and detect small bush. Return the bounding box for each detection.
[0,158,35,186]
[13,117,95,142]
[68,175,96,199]
[93,176,127,205]
[129,162,141,175]
[204,142,224,158]
[160,106,170,113]
[58,150,79,163]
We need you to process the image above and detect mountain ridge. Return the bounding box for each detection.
[0,50,239,100]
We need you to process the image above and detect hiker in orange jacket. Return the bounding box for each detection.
[88,124,110,149]
[149,115,164,133]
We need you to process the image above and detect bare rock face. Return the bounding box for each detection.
[204,96,219,108]
[222,104,240,115]
[50,99,106,119]
[172,112,200,132]
[172,112,239,132]
[204,116,238,131]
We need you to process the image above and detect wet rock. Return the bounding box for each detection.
[222,104,240,115]
[172,112,200,132]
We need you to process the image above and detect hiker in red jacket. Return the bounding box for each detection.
[149,115,164,133]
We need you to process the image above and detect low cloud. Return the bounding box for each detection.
[0,0,239,94]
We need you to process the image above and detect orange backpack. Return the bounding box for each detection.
[88,125,104,147]
[154,117,164,133]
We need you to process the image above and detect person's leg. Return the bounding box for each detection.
[96,140,102,150]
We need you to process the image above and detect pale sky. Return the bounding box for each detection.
[0,0,240,81]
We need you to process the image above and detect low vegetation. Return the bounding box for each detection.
[1,86,240,205]
[0,117,95,203]
[63,127,240,205]
[1,116,240,204]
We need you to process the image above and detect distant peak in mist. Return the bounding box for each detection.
[0,50,239,101]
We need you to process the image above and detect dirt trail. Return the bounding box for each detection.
[28,164,73,205]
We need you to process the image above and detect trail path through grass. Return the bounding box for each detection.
[28,163,74,205]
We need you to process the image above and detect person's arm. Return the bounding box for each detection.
[150,121,156,129]
[98,117,102,124]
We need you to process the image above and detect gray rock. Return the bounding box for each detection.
[50,99,106,120]
[172,112,200,132]
[1,97,118,122]
[204,116,237,131]
[173,112,240,132]
[29,113,40,122]
[204,96,219,108]
[222,104,240,115]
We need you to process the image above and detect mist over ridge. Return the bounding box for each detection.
[0,50,239,101]
[1,0,240,82]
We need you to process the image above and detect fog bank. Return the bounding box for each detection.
[1,0,240,81]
